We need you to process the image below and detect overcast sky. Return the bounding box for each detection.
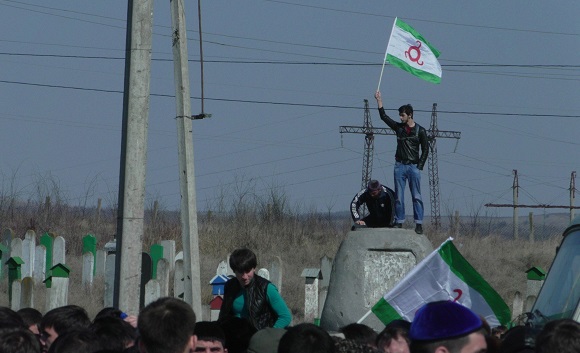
[1,0,579,220]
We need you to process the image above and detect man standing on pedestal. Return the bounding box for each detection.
[375,90,429,234]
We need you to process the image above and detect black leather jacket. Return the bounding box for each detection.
[378,107,429,170]
[218,275,278,330]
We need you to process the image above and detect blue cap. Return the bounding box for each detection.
[409,301,483,341]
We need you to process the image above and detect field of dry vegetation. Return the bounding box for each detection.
[0,185,566,322]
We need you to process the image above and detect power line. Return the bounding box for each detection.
[2,52,579,70]
[1,79,579,118]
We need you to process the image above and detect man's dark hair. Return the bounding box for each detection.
[17,308,43,328]
[138,297,196,353]
[278,323,335,353]
[195,321,226,345]
[398,104,413,117]
[93,307,124,322]
[339,323,377,347]
[47,329,103,353]
[40,305,91,335]
[229,248,257,273]
[535,319,580,353]
[0,329,41,353]
[90,316,137,351]
[0,306,26,328]
[376,325,410,351]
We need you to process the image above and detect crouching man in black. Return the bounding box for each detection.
[351,179,396,229]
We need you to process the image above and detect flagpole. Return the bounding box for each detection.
[356,309,373,324]
[377,17,398,91]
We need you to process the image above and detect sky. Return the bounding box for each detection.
[1,0,579,219]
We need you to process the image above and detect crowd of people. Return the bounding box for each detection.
[1,297,579,353]
[1,247,578,353]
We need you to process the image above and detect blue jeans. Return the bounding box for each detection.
[393,162,423,224]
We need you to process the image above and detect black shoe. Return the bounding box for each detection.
[415,224,423,234]
[394,223,402,228]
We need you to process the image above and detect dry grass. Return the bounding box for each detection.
[0,181,567,323]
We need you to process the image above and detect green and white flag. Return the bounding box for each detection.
[371,238,511,327]
[384,18,442,84]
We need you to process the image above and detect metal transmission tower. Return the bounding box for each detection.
[427,104,441,229]
[340,101,461,228]
[360,99,374,191]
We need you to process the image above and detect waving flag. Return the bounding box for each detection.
[384,18,442,84]
[371,239,511,327]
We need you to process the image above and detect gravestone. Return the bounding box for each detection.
[82,252,95,286]
[10,238,23,259]
[216,260,229,276]
[53,236,66,265]
[0,229,15,279]
[257,268,269,280]
[21,277,34,308]
[157,258,170,297]
[174,258,184,299]
[512,291,523,319]
[95,250,106,277]
[22,230,36,278]
[40,233,54,273]
[320,228,433,332]
[140,252,153,310]
[82,234,97,276]
[301,268,322,324]
[160,240,176,271]
[150,244,163,279]
[144,279,161,307]
[33,245,46,284]
[269,256,283,293]
[104,254,116,307]
[319,256,333,316]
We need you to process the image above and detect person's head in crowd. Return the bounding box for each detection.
[40,305,91,349]
[194,321,227,353]
[138,297,197,353]
[93,307,124,321]
[247,327,286,353]
[535,319,580,353]
[47,329,103,353]
[376,320,411,353]
[0,328,41,353]
[339,323,378,348]
[219,316,256,353]
[90,316,137,352]
[229,248,258,287]
[17,308,43,335]
[409,301,486,353]
[367,180,383,199]
[278,323,335,353]
[0,306,27,328]
[335,338,382,353]
[498,326,534,353]
[491,326,507,340]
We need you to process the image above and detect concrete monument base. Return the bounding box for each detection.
[320,227,433,332]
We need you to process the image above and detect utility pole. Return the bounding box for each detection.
[570,171,576,222]
[485,170,580,239]
[513,170,519,240]
[114,0,153,314]
[170,0,202,316]
[340,102,460,229]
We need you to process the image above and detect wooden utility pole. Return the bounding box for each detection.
[114,0,153,314]
[485,171,580,240]
[170,0,202,315]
